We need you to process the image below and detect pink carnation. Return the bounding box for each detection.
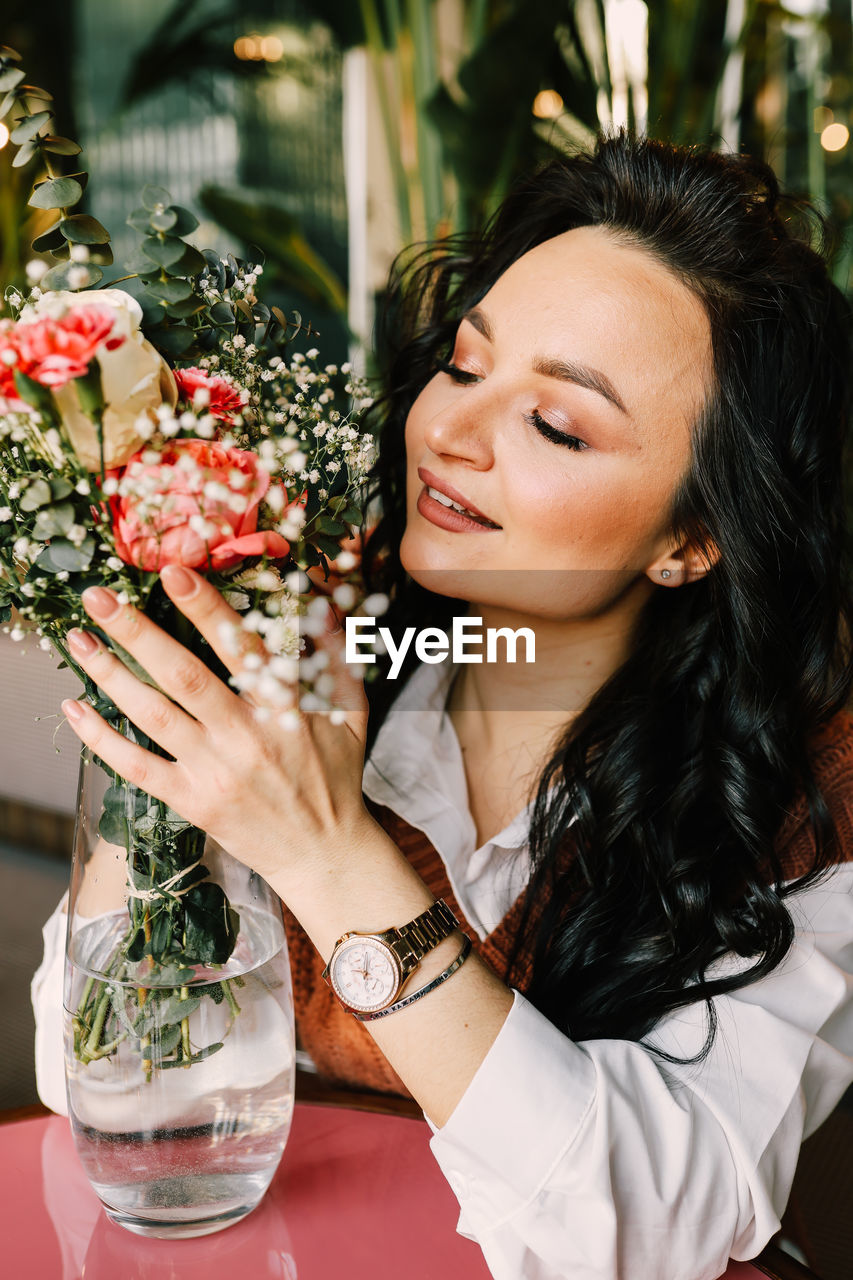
[109,438,291,572]
[12,305,125,390]
[174,367,246,425]
[0,322,28,410]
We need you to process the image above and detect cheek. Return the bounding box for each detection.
[505,457,675,568]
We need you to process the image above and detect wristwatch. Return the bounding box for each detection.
[322,899,459,1016]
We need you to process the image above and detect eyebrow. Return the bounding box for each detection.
[461,306,629,416]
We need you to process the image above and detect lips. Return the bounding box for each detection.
[416,467,501,528]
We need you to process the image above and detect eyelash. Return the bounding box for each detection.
[433,357,588,453]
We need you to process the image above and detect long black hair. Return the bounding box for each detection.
[361,133,853,1052]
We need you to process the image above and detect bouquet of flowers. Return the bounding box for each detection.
[0,45,376,1076]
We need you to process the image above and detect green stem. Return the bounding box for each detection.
[81,987,112,1062]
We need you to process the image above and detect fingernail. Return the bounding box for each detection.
[62,698,85,723]
[67,628,99,657]
[81,587,120,620]
[161,564,199,599]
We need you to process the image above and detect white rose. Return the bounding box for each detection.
[21,289,178,471]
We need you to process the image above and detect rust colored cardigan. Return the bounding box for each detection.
[282,710,853,1098]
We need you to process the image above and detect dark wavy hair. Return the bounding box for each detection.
[360,133,853,1054]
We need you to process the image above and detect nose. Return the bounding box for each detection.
[420,382,496,468]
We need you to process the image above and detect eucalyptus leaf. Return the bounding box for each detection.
[170,244,205,278]
[314,533,345,560]
[18,83,52,100]
[32,222,64,253]
[154,963,196,986]
[127,207,155,233]
[19,477,53,511]
[0,66,25,92]
[36,534,95,573]
[103,784,149,818]
[209,301,235,326]
[40,134,82,156]
[167,206,199,237]
[86,243,114,267]
[145,278,193,303]
[165,296,205,319]
[152,1023,183,1057]
[149,207,177,231]
[316,515,346,536]
[123,245,159,274]
[49,477,73,501]
[0,89,21,119]
[141,235,186,268]
[11,141,36,168]
[32,501,74,540]
[182,881,239,964]
[60,214,111,245]
[139,993,201,1035]
[41,261,104,290]
[29,176,84,210]
[10,109,52,143]
[142,184,173,211]
[99,807,131,847]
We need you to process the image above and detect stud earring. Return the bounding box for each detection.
[661,569,671,579]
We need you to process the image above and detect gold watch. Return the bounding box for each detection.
[322,899,459,1016]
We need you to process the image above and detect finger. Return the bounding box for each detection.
[66,628,204,760]
[159,565,269,680]
[61,697,180,804]
[80,584,244,728]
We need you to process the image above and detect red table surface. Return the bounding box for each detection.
[0,1104,769,1279]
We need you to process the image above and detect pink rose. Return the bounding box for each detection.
[12,306,124,389]
[174,367,246,426]
[109,439,291,572]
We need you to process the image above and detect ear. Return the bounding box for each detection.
[646,539,720,587]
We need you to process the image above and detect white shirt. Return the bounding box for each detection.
[32,659,853,1280]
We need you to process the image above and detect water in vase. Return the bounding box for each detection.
[64,904,295,1238]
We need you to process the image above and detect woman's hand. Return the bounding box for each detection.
[61,563,376,889]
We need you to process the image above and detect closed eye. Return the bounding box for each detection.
[525,411,588,452]
[434,356,481,385]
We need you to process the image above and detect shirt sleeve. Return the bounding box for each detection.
[428,862,853,1280]
[30,891,69,1117]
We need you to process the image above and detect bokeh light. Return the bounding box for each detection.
[820,122,850,152]
[260,36,284,62]
[532,90,563,119]
[235,33,284,63]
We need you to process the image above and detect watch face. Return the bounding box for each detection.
[329,938,401,1013]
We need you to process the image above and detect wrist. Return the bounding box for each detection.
[267,817,438,961]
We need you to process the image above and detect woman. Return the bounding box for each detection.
[33,134,853,1279]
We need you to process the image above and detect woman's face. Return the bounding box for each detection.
[400,224,713,619]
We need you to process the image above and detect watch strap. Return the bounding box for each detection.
[388,899,458,968]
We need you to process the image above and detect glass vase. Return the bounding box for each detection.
[62,735,295,1239]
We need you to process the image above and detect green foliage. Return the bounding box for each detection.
[197,185,348,316]
[0,45,110,289]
